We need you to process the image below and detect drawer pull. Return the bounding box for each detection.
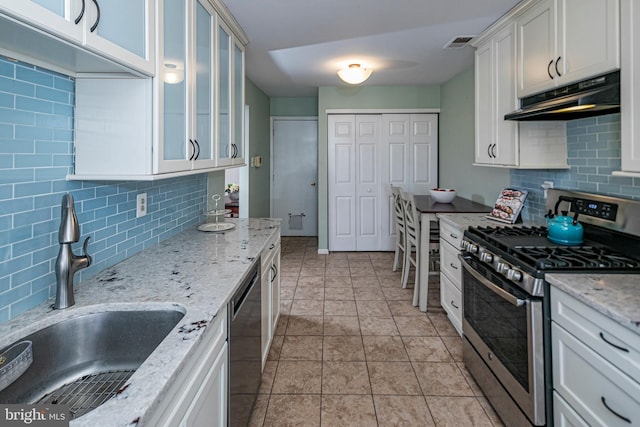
[601,397,631,423]
[449,233,458,239]
[451,300,459,309]
[450,263,458,270]
[599,332,630,353]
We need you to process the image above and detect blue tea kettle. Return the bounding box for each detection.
[545,196,584,245]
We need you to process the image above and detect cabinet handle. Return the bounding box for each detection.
[74,0,85,24]
[232,144,238,158]
[487,144,492,158]
[599,332,629,353]
[188,139,196,161]
[547,60,554,79]
[269,243,275,250]
[90,0,100,32]
[555,56,562,77]
[271,264,278,282]
[194,139,200,160]
[450,263,458,270]
[449,233,458,239]
[451,300,459,309]
[491,144,497,158]
[601,397,631,423]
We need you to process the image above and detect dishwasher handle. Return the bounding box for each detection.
[231,269,259,321]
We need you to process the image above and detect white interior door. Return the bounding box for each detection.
[355,115,382,251]
[329,113,437,252]
[410,114,439,195]
[381,114,410,251]
[272,118,318,236]
[328,115,356,250]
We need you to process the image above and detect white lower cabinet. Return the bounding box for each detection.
[261,233,281,368]
[147,306,228,427]
[551,287,640,426]
[439,219,463,336]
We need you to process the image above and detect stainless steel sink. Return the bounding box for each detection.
[0,309,185,418]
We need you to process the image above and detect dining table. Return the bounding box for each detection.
[414,195,491,312]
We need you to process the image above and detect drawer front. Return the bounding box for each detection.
[551,287,640,381]
[439,220,463,249]
[439,240,461,288]
[440,274,462,336]
[554,392,589,427]
[552,322,640,427]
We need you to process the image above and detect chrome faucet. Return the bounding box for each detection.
[54,194,92,309]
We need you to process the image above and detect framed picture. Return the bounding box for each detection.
[487,188,528,224]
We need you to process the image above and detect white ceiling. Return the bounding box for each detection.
[221,0,521,96]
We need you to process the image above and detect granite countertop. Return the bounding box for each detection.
[546,273,640,335]
[0,218,281,427]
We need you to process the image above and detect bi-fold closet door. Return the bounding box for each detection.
[328,113,438,252]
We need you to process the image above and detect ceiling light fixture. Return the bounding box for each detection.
[337,64,372,85]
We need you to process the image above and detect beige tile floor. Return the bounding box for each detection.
[249,237,505,427]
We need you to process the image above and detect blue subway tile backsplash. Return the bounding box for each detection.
[0,57,207,323]
[511,113,640,221]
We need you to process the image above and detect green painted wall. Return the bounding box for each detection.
[271,96,318,116]
[439,67,509,206]
[317,85,441,251]
[246,79,271,217]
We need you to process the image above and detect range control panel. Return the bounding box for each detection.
[574,198,618,221]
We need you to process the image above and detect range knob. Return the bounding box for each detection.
[507,269,523,282]
[467,244,479,254]
[480,252,494,263]
[496,262,511,275]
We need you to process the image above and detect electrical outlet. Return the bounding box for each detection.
[136,193,147,218]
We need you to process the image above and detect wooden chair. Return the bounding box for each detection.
[390,185,406,273]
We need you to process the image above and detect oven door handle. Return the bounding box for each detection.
[459,255,527,307]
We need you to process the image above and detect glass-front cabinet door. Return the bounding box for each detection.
[192,0,216,170]
[217,21,233,166]
[0,0,154,76]
[233,41,245,163]
[157,0,191,174]
[0,0,84,42]
[84,0,155,75]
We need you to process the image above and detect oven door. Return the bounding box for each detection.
[460,254,545,426]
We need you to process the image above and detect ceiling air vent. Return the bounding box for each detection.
[443,36,476,49]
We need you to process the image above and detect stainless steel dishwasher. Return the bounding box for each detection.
[229,261,262,426]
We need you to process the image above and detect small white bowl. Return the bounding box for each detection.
[430,188,456,203]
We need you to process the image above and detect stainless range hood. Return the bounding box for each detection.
[505,71,620,121]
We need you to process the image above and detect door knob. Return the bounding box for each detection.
[310,182,316,186]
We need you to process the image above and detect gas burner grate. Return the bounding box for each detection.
[36,369,134,419]
[516,246,640,270]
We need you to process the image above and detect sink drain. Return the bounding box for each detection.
[36,369,135,419]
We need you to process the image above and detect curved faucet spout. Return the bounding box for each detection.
[54,194,92,310]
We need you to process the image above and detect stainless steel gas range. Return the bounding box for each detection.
[459,189,640,426]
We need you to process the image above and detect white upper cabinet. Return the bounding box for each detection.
[517,0,620,98]
[157,0,217,174]
[72,0,248,180]
[0,0,155,76]
[615,0,640,176]
[216,21,245,168]
[474,23,519,167]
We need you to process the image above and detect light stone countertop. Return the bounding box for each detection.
[0,218,281,427]
[546,273,640,335]
[436,213,639,336]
